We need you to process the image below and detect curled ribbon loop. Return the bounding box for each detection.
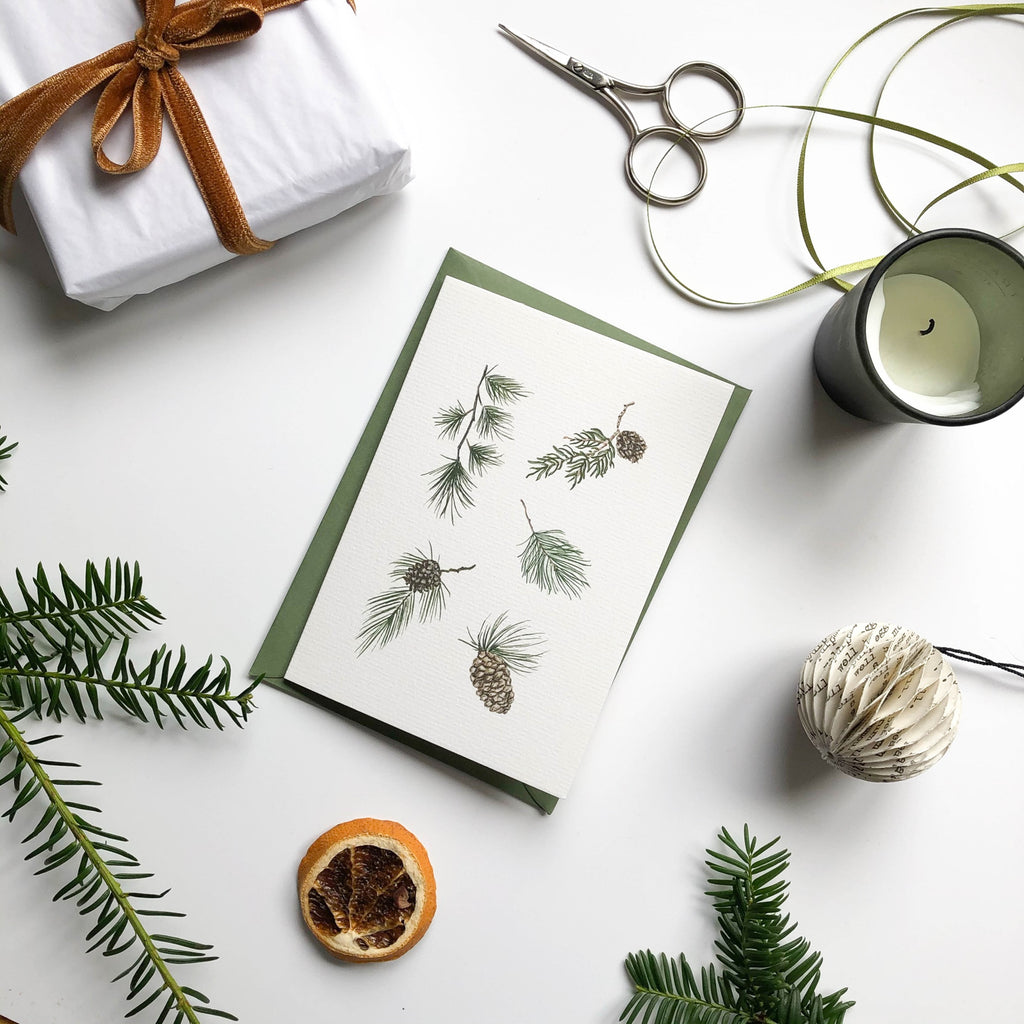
[0,0,315,256]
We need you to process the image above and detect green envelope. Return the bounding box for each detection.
[251,249,749,813]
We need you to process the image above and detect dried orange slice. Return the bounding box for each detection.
[297,818,436,962]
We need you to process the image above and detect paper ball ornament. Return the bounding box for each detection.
[797,622,961,782]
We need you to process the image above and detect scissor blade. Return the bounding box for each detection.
[498,24,613,91]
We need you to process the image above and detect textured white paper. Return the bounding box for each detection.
[286,278,737,798]
[0,0,412,309]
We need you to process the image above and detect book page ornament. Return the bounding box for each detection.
[797,623,961,782]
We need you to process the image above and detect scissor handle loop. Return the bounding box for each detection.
[624,125,707,207]
[662,62,744,140]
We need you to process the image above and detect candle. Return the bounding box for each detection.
[813,229,1024,424]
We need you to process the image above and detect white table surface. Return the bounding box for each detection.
[2,2,1023,1023]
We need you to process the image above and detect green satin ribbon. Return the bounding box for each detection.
[648,4,1024,305]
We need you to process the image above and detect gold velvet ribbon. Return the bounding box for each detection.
[0,0,339,256]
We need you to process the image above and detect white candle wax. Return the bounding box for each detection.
[865,273,982,416]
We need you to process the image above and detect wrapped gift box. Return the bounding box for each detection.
[0,0,412,309]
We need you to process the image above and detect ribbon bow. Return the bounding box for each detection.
[0,0,320,256]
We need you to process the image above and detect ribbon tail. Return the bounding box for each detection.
[159,65,272,255]
[0,44,134,233]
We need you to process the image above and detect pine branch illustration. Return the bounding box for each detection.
[528,403,645,488]
[0,707,235,1024]
[357,549,476,655]
[517,501,590,598]
[426,366,529,520]
[621,826,855,1024]
[0,428,16,492]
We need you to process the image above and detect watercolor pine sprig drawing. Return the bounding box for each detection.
[459,614,545,715]
[0,426,16,492]
[0,558,258,1024]
[517,500,590,599]
[528,402,647,489]
[357,548,475,655]
[426,365,529,520]
[622,825,854,1024]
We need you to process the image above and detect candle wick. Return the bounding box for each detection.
[919,318,936,336]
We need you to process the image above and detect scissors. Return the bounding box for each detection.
[499,25,744,206]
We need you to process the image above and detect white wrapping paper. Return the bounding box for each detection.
[0,0,412,309]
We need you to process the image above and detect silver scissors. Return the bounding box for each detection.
[499,25,744,206]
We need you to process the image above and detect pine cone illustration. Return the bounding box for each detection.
[402,558,442,593]
[357,547,475,655]
[615,429,647,463]
[470,650,515,714]
[461,614,545,715]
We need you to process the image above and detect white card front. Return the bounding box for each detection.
[287,277,735,798]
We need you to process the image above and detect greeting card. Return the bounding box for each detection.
[253,250,748,811]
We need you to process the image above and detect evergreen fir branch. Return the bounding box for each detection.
[1,634,257,730]
[0,428,16,492]
[483,373,530,405]
[356,587,417,655]
[518,500,590,598]
[476,404,514,440]
[433,403,470,441]
[466,443,502,475]
[0,560,162,652]
[622,951,745,1024]
[0,706,235,1024]
[425,457,476,521]
[623,826,855,1024]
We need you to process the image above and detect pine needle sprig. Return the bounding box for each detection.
[517,500,590,598]
[0,706,235,1024]
[356,587,417,655]
[460,613,545,674]
[483,374,530,404]
[622,826,855,1024]
[357,548,475,655]
[466,443,502,475]
[0,427,16,492]
[476,404,514,441]
[433,403,469,441]
[425,366,528,520]
[425,457,476,521]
